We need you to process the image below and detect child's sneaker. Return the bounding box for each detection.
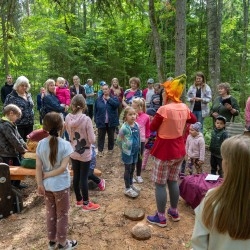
[124,188,138,198]
[97,151,104,157]
[48,241,57,250]
[167,208,180,222]
[132,177,137,183]
[130,185,141,193]
[136,176,144,183]
[82,201,100,211]
[75,200,83,207]
[58,239,78,249]
[98,179,106,191]
[147,213,167,228]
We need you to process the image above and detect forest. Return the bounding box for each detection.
[0,0,249,106]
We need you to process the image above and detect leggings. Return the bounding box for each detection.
[155,180,179,213]
[124,163,136,189]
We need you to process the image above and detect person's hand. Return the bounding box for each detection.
[37,185,45,196]
[212,112,219,118]
[43,172,49,179]
[65,105,69,111]
[194,97,202,102]
[224,103,232,110]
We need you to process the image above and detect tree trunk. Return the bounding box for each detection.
[175,0,186,101]
[148,0,164,83]
[1,7,9,75]
[207,0,222,97]
[239,0,249,108]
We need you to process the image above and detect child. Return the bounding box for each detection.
[55,77,70,111]
[141,108,157,170]
[36,112,77,250]
[131,98,150,183]
[65,94,100,211]
[88,145,106,191]
[148,83,162,111]
[0,104,28,189]
[192,135,250,249]
[116,107,141,198]
[185,122,205,175]
[209,115,228,177]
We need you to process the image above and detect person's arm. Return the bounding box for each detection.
[81,86,86,98]
[43,95,65,113]
[187,111,197,124]
[107,96,120,108]
[199,138,206,162]
[1,86,5,103]
[86,117,96,145]
[36,156,45,196]
[150,113,164,131]
[202,85,212,103]
[191,200,209,250]
[228,97,240,117]
[43,155,70,179]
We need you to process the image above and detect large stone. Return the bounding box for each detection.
[124,207,145,221]
[131,222,151,240]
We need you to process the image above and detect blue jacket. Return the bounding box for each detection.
[94,95,119,128]
[43,93,65,114]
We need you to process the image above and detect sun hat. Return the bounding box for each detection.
[190,122,202,132]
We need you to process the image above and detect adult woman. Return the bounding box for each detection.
[42,79,65,116]
[123,77,142,107]
[70,75,86,99]
[84,78,95,120]
[187,72,212,131]
[4,76,34,141]
[146,75,192,227]
[94,84,119,157]
[110,78,124,118]
[210,82,239,123]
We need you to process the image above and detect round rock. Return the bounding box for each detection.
[124,208,145,221]
[131,222,151,240]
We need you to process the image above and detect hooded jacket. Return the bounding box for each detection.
[65,113,95,162]
[0,118,26,157]
[185,132,205,161]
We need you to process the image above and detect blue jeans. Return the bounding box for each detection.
[192,111,204,132]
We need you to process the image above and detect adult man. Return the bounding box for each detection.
[142,78,155,108]
[1,75,14,103]
[84,78,96,120]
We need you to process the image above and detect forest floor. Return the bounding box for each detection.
[0,144,212,250]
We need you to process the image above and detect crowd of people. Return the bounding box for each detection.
[1,73,250,249]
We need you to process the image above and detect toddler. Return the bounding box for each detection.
[55,77,70,111]
[185,122,205,175]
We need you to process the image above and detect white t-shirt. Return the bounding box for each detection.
[36,137,73,192]
[146,88,155,104]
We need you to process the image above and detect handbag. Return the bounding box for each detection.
[226,116,244,137]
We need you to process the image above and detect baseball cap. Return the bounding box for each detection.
[99,81,107,86]
[147,78,154,84]
[216,115,227,124]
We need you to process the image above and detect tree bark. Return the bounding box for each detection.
[148,0,164,83]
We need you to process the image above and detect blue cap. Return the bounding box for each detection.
[99,81,107,86]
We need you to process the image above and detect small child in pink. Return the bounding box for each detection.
[55,77,70,112]
[132,98,150,183]
[185,122,205,175]
[142,108,157,170]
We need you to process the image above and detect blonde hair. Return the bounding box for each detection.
[110,78,122,96]
[3,104,22,117]
[42,112,63,168]
[56,77,65,85]
[44,79,55,94]
[13,76,30,91]
[202,135,250,239]
[132,97,146,113]
[71,94,87,114]
[122,106,136,122]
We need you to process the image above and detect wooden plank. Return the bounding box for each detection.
[9,166,102,180]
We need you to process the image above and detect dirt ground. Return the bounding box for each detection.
[0,145,212,250]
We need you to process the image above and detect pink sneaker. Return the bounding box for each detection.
[82,201,100,211]
[98,179,106,191]
[75,200,83,207]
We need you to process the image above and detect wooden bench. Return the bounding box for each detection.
[9,166,101,180]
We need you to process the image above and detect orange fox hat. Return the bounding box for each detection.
[161,74,186,103]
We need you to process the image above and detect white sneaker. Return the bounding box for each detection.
[132,177,137,183]
[136,176,144,183]
[124,188,138,198]
[130,185,141,193]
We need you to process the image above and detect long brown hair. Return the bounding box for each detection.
[202,135,250,239]
[42,112,63,168]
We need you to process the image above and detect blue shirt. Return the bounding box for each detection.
[36,137,73,192]
[84,84,95,105]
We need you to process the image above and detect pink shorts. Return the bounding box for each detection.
[151,157,184,184]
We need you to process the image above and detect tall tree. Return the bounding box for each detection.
[148,0,164,82]
[207,0,222,95]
